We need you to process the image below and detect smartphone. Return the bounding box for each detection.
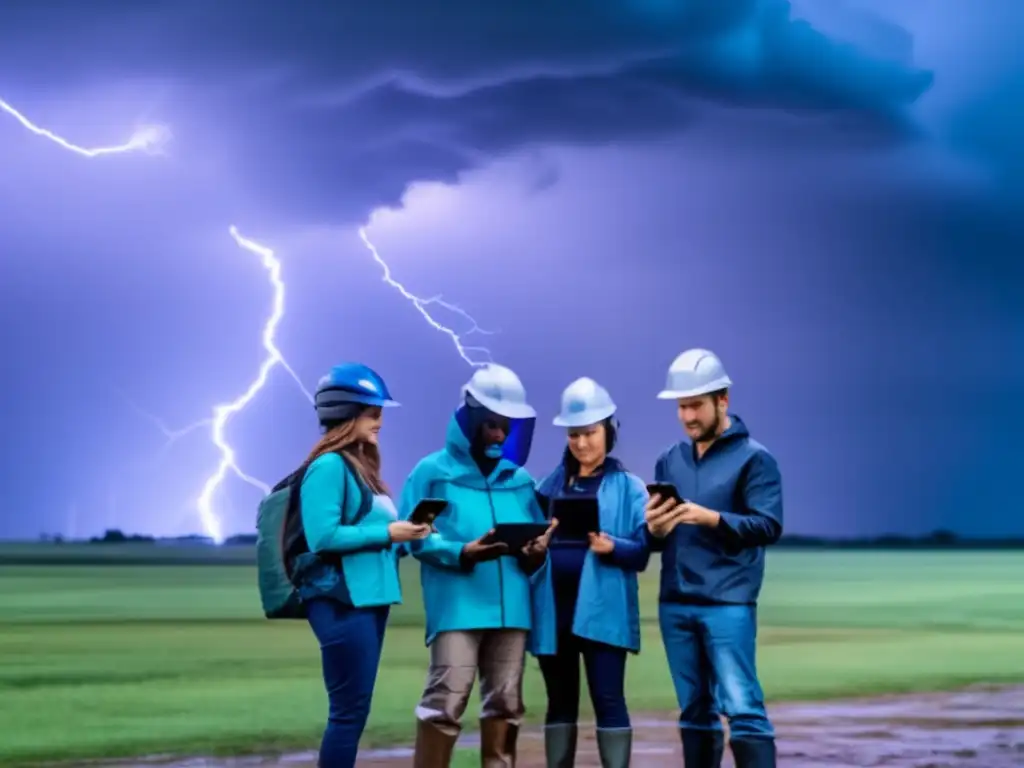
[410,498,448,526]
[646,483,683,503]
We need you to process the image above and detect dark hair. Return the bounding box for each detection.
[562,417,617,485]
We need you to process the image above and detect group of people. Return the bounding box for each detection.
[284,348,784,768]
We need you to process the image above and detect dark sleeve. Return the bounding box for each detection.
[715,451,784,550]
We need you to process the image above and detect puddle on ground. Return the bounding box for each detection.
[76,685,1024,767]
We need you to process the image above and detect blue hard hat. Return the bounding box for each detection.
[315,362,399,423]
[657,349,732,400]
[553,377,617,428]
[462,363,536,420]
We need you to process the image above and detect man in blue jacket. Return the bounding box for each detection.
[644,349,783,768]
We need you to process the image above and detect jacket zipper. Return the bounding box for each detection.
[484,479,507,628]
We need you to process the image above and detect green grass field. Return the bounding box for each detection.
[1,547,1023,765]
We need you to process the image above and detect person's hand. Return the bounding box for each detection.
[388,521,432,543]
[517,520,557,573]
[675,501,720,528]
[645,493,684,538]
[588,532,615,555]
[462,530,509,563]
[521,519,558,559]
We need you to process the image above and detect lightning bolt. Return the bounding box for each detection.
[119,230,314,543]
[2,95,313,543]
[6,92,498,542]
[0,97,170,157]
[120,395,212,462]
[189,227,313,543]
[358,227,495,367]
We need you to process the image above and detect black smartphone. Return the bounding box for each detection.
[551,496,600,539]
[491,522,550,551]
[410,498,448,526]
[646,483,683,503]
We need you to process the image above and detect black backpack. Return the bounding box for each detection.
[255,453,372,619]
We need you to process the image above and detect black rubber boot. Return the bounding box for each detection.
[595,728,632,768]
[544,723,577,768]
[679,728,724,768]
[730,737,777,768]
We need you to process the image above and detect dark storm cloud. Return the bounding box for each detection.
[0,0,933,223]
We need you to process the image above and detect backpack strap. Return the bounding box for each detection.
[280,462,312,579]
[336,452,373,526]
[281,450,373,577]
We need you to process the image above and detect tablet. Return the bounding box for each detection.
[551,496,600,539]
[490,522,550,551]
[410,498,448,526]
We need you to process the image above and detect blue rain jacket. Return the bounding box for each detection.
[401,414,547,646]
[647,415,784,605]
[528,458,651,655]
[293,452,403,608]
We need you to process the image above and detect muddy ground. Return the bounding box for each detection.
[90,685,1024,767]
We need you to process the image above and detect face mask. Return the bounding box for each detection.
[484,443,504,459]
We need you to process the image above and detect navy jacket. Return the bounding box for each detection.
[647,415,783,605]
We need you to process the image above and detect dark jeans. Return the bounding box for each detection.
[658,602,773,740]
[538,632,630,729]
[306,598,390,767]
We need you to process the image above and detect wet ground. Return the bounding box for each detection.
[85,685,1024,767]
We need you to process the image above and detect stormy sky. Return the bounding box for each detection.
[1,0,1021,541]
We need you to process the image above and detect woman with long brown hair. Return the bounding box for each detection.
[288,363,430,768]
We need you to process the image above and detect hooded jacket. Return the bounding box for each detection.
[401,414,547,646]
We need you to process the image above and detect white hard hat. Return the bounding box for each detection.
[657,349,732,399]
[553,377,617,427]
[462,363,536,419]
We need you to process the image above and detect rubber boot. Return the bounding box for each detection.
[412,719,458,768]
[480,717,519,767]
[680,728,724,768]
[595,728,632,768]
[730,737,777,768]
[544,723,578,768]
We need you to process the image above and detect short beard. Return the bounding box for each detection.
[693,411,721,444]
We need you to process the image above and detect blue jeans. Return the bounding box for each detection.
[306,599,390,767]
[658,602,773,740]
[538,632,631,729]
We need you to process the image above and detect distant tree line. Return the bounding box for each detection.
[774,529,1024,550]
[71,530,259,546]
[38,528,1021,550]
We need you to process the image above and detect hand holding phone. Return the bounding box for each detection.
[410,498,448,526]
[644,483,685,538]
[645,483,682,503]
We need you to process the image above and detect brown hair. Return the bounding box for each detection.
[304,418,390,496]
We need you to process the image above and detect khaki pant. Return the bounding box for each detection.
[416,629,528,733]
[413,629,527,767]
